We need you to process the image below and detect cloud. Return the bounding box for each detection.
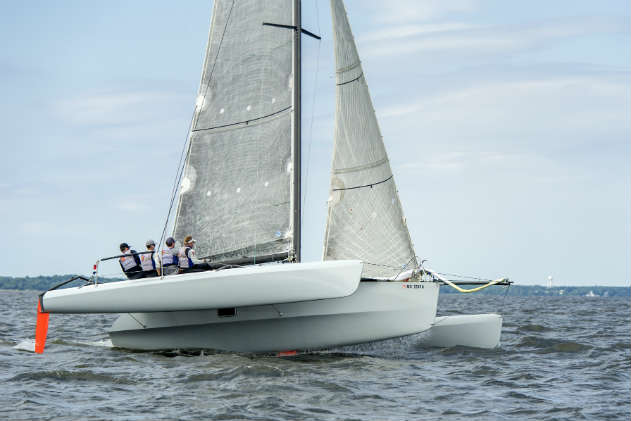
[358,23,475,43]
[370,0,478,24]
[379,76,628,134]
[54,91,187,127]
[399,152,467,173]
[359,17,626,58]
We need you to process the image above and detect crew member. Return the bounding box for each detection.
[161,237,179,275]
[119,243,143,279]
[140,239,159,278]
[178,235,204,273]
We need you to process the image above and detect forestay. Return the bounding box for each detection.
[324,0,417,278]
[174,0,294,263]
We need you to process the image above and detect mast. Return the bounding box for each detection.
[291,0,302,262]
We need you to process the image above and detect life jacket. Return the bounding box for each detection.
[178,246,194,269]
[140,251,156,271]
[161,247,178,266]
[119,250,141,272]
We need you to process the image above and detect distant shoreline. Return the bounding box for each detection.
[0,275,121,292]
[0,275,628,297]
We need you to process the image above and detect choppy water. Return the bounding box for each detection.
[2,290,629,421]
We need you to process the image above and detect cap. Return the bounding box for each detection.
[119,243,129,252]
[146,239,156,247]
[184,235,196,244]
[165,237,175,247]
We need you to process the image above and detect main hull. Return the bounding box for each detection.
[109,281,439,352]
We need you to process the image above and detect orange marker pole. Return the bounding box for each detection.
[35,299,49,354]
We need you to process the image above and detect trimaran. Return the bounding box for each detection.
[35,0,511,354]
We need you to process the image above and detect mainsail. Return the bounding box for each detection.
[174,0,295,263]
[324,0,418,278]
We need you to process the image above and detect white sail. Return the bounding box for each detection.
[174,0,294,263]
[324,0,417,278]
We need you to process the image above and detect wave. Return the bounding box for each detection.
[8,370,133,384]
[517,336,591,353]
[184,364,284,383]
[518,324,550,332]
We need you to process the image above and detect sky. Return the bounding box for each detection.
[0,0,628,286]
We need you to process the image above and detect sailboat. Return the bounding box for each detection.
[36,0,508,353]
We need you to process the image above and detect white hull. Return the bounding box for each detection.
[420,313,503,349]
[42,261,362,313]
[108,281,440,352]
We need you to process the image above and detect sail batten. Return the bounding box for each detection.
[173,0,294,263]
[324,0,417,278]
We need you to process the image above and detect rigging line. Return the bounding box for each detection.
[191,106,292,132]
[336,72,363,86]
[332,175,393,191]
[127,313,147,329]
[302,0,322,219]
[158,101,196,254]
[435,271,490,281]
[158,0,236,254]
[500,282,511,314]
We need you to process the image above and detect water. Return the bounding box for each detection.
[2,290,629,420]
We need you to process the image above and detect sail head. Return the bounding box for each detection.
[324,0,418,278]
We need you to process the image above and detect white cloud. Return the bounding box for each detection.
[55,91,186,126]
[358,23,475,43]
[360,17,625,58]
[399,152,467,173]
[371,0,478,24]
[379,76,628,136]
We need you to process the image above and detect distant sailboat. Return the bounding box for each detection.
[37,0,508,353]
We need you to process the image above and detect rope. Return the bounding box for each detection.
[439,275,509,293]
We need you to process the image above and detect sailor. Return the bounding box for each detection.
[161,237,179,275]
[140,239,159,278]
[178,235,205,273]
[119,243,143,279]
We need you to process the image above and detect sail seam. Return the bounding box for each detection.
[192,106,292,133]
[336,61,361,74]
[336,72,363,86]
[332,175,393,191]
[333,157,388,174]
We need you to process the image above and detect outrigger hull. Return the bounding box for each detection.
[108,281,440,352]
[41,261,363,314]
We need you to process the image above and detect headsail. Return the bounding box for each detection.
[324,0,417,278]
[174,0,295,263]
